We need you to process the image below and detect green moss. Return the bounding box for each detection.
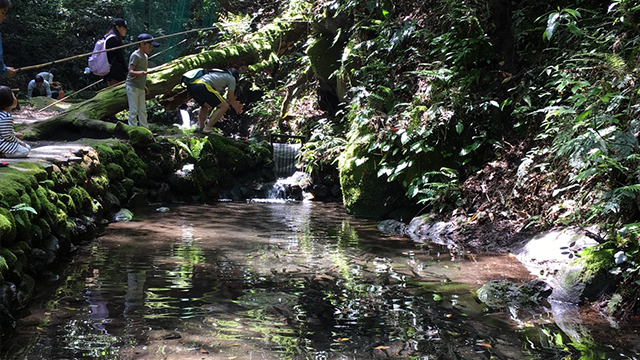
[92,140,129,165]
[37,218,51,240]
[0,255,7,275]
[5,161,48,181]
[126,125,155,148]
[64,164,88,184]
[338,142,404,218]
[106,163,125,181]
[28,188,41,213]
[38,179,55,189]
[578,248,615,283]
[59,193,76,216]
[0,208,17,245]
[69,186,93,213]
[87,174,110,196]
[0,248,17,269]
[13,210,32,243]
[36,187,57,225]
[124,152,148,184]
[94,143,116,163]
[56,199,68,214]
[206,135,251,173]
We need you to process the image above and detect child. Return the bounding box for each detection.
[0,0,16,78]
[103,18,128,87]
[126,33,159,128]
[0,86,30,157]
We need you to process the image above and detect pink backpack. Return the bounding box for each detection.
[88,34,116,76]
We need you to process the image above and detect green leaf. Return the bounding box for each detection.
[567,23,582,36]
[456,123,464,134]
[544,12,560,41]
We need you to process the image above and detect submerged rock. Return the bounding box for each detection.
[476,279,552,310]
[113,208,134,222]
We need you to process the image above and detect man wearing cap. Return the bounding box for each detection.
[126,33,159,128]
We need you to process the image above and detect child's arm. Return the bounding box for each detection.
[128,64,146,78]
[14,132,23,139]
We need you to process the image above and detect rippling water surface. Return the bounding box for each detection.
[2,202,636,359]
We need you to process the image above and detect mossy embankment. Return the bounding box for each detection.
[0,128,275,340]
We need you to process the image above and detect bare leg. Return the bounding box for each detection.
[204,102,229,131]
[198,104,210,130]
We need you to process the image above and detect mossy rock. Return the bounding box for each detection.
[0,208,17,246]
[86,174,109,197]
[35,187,57,225]
[64,164,88,185]
[36,218,51,241]
[4,161,48,182]
[123,152,148,185]
[64,190,79,215]
[12,211,32,243]
[27,188,41,214]
[338,142,405,218]
[30,223,43,246]
[0,248,17,270]
[91,140,129,164]
[105,163,125,181]
[109,181,128,203]
[69,186,93,213]
[120,123,155,148]
[206,135,252,174]
[576,247,615,300]
[0,255,8,276]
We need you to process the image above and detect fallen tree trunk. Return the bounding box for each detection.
[29,16,308,139]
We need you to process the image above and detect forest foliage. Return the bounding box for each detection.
[3,0,640,315]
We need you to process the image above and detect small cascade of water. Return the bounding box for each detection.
[249,172,312,203]
[272,142,302,177]
[267,181,287,199]
[179,108,192,129]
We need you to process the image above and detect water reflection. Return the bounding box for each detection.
[2,202,636,359]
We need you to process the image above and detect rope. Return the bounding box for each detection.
[16,26,217,73]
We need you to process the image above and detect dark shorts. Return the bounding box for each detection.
[187,82,223,108]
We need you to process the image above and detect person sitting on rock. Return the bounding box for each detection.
[0,85,30,158]
[27,75,59,100]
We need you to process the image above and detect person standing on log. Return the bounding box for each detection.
[0,0,16,78]
[104,18,128,87]
[126,33,159,128]
[0,86,29,157]
[185,68,243,132]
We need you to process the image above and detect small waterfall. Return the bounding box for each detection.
[249,171,312,202]
[272,142,302,177]
[267,181,286,199]
[271,134,305,178]
[179,108,191,129]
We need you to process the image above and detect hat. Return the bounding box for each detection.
[113,18,128,28]
[137,33,160,47]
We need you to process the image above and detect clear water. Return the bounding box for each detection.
[2,202,637,359]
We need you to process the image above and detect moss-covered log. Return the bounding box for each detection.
[29,15,308,140]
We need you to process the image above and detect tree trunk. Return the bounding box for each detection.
[30,17,308,139]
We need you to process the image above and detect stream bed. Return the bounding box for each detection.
[1,202,638,359]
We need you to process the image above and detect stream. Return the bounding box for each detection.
[1,201,638,359]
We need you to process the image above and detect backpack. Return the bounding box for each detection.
[182,68,206,86]
[182,68,233,87]
[88,34,115,76]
